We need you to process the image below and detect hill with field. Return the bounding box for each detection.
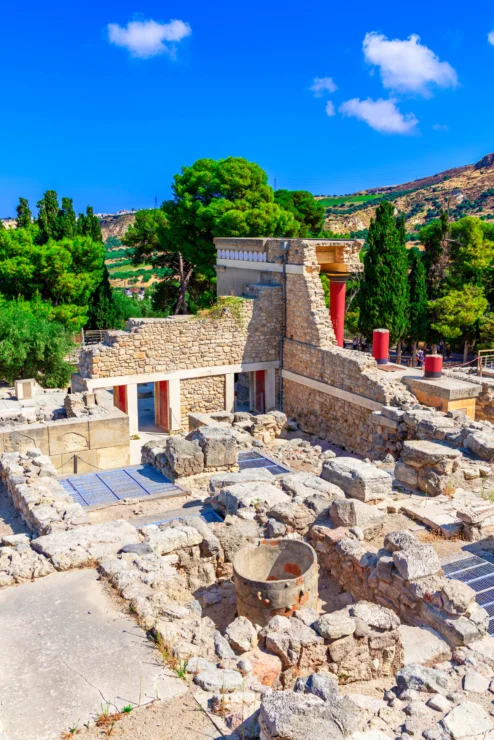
[318,153,494,236]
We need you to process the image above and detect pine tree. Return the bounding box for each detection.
[77,206,102,242]
[37,190,60,243]
[58,197,77,238]
[407,248,428,365]
[358,201,410,349]
[16,198,32,229]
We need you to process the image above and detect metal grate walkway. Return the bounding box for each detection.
[443,553,494,636]
[237,450,290,476]
[60,464,185,508]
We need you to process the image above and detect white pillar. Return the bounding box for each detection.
[265,368,276,411]
[168,378,182,431]
[126,383,139,435]
[225,373,235,413]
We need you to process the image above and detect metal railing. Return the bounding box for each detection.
[478,350,494,376]
[82,329,108,345]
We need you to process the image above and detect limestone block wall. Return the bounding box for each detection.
[444,369,494,423]
[78,288,282,380]
[180,376,226,430]
[0,409,130,474]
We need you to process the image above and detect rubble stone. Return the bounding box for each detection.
[392,545,441,581]
[321,458,392,502]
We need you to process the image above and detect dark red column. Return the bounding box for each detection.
[373,329,389,365]
[330,278,346,348]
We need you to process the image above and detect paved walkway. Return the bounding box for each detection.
[0,570,186,740]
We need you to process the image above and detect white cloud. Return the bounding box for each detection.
[339,97,418,134]
[489,30,494,45]
[433,123,449,132]
[310,77,337,96]
[363,32,457,95]
[108,18,191,58]
[325,100,336,116]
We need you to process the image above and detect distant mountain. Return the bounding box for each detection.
[317,154,494,235]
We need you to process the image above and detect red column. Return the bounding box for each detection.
[373,329,389,365]
[329,279,346,348]
[424,354,443,378]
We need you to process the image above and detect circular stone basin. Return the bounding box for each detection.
[233,539,318,626]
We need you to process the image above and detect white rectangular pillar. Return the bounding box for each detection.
[168,378,182,431]
[126,383,139,435]
[265,368,276,411]
[225,373,235,413]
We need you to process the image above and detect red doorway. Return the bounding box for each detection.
[157,380,170,431]
[114,385,127,413]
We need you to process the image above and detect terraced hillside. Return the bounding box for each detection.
[319,153,494,236]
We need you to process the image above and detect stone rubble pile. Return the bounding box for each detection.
[0,449,87,535]
[0,532,54,587]
[395,440,461,496]
[189,410,288,445]
[310,525,489,647]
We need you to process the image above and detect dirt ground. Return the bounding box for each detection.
[0,483,30,538]
[61,691,222,739]
[87,493,195,526]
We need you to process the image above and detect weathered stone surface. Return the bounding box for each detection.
[349,601,400,631]
[218,482,290,515]
[330,499,384,533]
[281,472,345,502]
[321,458,392,502]
[31,520,139,569]
[294,672,338,702]
[463,670,490,693]
[441,581,476,616]
[456,505,494,524]
[396,664,449,694]
[314,610,356,640]
[194,668,243,692]
[441,701,493,738]
[392,545,441,581]
[187,426,238,468]
[383,531,419,552]
[214,631,236,659]
[225,616,258,653]
[401,440,460,470]
[394,461,418,488]
[240,647,282,686]
[163,437,204,477]
[142,524,203,556]
[209,468,273,492]
[267,501,315,532]
[465,431,494,461]
[428,694,451,712]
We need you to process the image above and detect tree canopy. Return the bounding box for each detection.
[358,202,409,343]
[274,189,325,236]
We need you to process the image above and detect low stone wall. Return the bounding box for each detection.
[310,526,489,647]
[0,406,129,474]
[0,450,87,535]
[445,368,494,423]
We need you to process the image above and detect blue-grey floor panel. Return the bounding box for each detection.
[237,451,291,476]
[444,553,494,636]
[60,464,184,508]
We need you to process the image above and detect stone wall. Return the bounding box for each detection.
[77,288,282,380]
[310,525,489,647]
[180,376,226,430]
[445,369,494,423]
[0,407,129,474]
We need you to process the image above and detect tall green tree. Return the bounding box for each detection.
[358,201,410,350]
[274,190,325,236]
[0,298,74,387]
[78,206,103,242]
[407,248,428,365]
[447,217,494,293]
[58,197,77,239]
[16,198,32,229]
[430,285,488,363]
[37,190,60,243]
[419,210,449,299]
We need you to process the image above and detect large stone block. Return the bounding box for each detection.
[330,498,384,534]
[401,440,460,471]
[47,420,89,456]
[164,437,204,478]
[465,431,494,461]
[3,425,49,455]
[392,544,441,581]
[321,457,392,502]
[88,414,129,450]
[219,482,290,515]
[186,426,238,468]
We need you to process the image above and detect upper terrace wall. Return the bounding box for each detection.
[78,284,282,380]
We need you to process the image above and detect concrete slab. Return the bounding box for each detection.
[399,624,451,665]
[401,502,463,538]
[0,570,186,740]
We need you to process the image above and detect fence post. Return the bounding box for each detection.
[74,455,78,474]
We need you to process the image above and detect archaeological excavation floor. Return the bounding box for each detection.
[0,570,187,740]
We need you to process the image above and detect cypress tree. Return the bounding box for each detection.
[37,190,60,243]
[358,201,409,349]
[16,198,32,229]
[58,197,77,238]
[407,248,428,365]
[86,266,121,329]
[78,206,102,242]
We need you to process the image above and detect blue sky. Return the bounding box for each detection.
[1,0,494,216]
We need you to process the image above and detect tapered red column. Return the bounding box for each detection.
[330,278,346,348]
